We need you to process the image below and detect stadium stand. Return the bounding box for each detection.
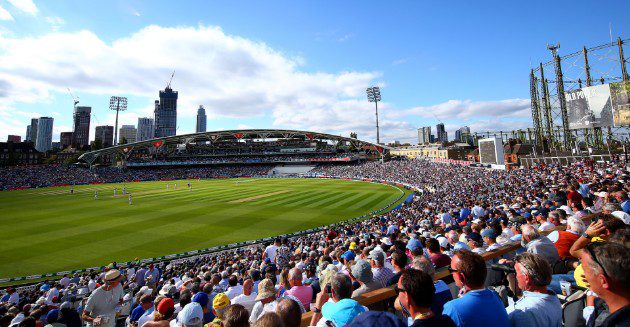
[269,165,316,176]
[1,157,629,327]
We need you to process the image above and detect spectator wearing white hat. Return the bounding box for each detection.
[82,269,124,327]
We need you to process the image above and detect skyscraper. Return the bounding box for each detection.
[29,118,39,146]
[26,125,31,142]
[136,118,155,142]
[35,117,53,152]
[417,126,431,144]
[119,125,137,144]
[455,126,471,143]
[196,105,207,133]
[95,125,114,148]
[154,86,178,137]
[72,106,91,149]
[60,132,73,149]
[436,123,448,143]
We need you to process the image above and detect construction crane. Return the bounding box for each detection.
[166,70,175,89]
[67,88,79,108]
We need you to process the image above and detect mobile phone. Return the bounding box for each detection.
[325,284,331,293]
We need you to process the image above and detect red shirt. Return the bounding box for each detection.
[554,231,580,259]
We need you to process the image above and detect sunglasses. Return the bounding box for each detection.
[394,285,407,294]
[448,267,459,274]
[585,243,610,279]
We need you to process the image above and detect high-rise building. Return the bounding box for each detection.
[95,125,114,148]
[455,126,471,143]
[35,117,53,152]
[196,105,207,133]
[72,106,91,149]
[436,123,448,143]
[119,125,137,144]
[7,135,21,143]
[29,118,39,146]
[26,125,31,142]
[60,132,73,149]
[136,118,155,142]
[417,126,431,144]
[154,86,178,138]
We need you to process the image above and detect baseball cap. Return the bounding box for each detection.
[349,242,357,250]
[351,260,373,284]
[406,238,422,251]
[481,229,498,239]
[348,311,407,327]
[341,250,356,261]
[437,237,449,248]
[465,232,482,244]
[177,302,204,326]
[368,250,385,263]
[212,293,229,310]
[138,286,153,296]
[192,292,209,308]
[157,298,174,315]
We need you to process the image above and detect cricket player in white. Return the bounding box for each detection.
[94,191,98,200]
[128,194,132,205]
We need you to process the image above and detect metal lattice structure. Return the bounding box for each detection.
[530,37,630,151]
[78,129,387,166]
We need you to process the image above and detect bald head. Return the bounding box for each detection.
[288,268,303,287]
[243,279,253,296]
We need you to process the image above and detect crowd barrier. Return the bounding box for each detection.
[0,176,410,286]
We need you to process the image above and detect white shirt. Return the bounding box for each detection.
[59,277,70,287]
[45,287,59,305]
[88,279,97,292]
[137,311,155,327]
[231,292,257,314]
[8,292,19,305]
[264,245,279,262]
[225,285,244,300]
[249,300,278,323]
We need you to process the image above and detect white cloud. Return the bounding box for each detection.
[338,33,353,43]
[0,5,14,21]
[392,58,408,66]
[403,98,531,120]
[45,16,65,31]
[0,24,532,144]
[7,0,37,15]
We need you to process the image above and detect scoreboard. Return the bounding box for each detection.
[478,137,504,165]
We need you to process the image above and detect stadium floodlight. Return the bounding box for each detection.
[366,86,382,144]
[109,96,128,146]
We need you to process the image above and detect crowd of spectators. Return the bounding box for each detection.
[1,157,629,327]
[0,166,271,191]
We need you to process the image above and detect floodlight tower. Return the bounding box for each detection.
[109,96,128,145]
[366,86,382,144]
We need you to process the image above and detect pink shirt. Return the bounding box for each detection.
[285,285,313,309]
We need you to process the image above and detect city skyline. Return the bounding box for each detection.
[0,1,628,144]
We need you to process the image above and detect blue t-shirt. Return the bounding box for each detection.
[443,289,509,327]
[460,208,471,221]
[129,305,146,322]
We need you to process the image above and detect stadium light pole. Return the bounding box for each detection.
[109,96,128,146]
[366,86,381,145]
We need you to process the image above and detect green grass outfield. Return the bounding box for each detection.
[0,178,408,279]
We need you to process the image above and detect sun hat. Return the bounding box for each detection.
[255,279,276,301]
[104,269,121,282]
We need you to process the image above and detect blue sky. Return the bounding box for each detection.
[0,0,628,144]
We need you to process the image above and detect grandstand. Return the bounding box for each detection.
[0,144,628,327]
